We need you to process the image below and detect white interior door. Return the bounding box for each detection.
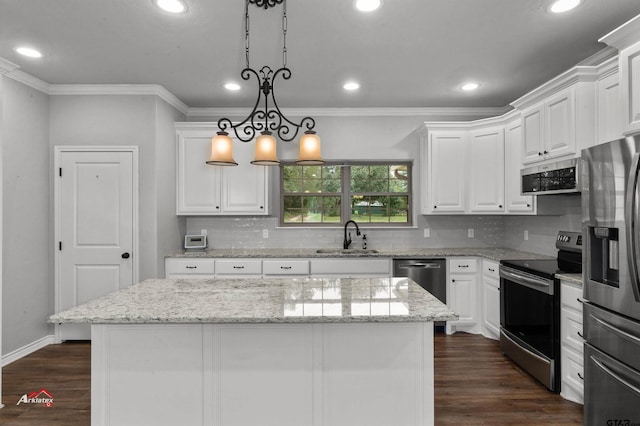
[55,148,137,340]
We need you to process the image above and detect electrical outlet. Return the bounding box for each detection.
[424,228,430,238]
[524,230,529,241]
[200,229,207,236]
[262,229,269,239]
[468,228,474,238]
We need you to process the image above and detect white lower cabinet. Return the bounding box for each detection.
[165,258,215,279]
[481,260,500,340]
[446,258,481,335]
[263,259,310,277]
[215,259,263,278]
[560,279,584,404]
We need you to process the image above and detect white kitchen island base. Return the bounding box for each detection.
[91,322,435,426]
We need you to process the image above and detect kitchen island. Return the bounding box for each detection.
[50,277,457,426]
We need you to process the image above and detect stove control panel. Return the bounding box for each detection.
[556,231,582,253]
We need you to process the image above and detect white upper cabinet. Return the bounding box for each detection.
[599,16,640,136]
[521,87,576,164]
[175,123,268,216]
[505,119,535,213]
[422,130,467,213]
[468,127,505,213]
[596,65,623,143]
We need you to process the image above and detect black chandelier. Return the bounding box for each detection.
[206,0,323,166]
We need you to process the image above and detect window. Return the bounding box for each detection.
[280,162,412,226]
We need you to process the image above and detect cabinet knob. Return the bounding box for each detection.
[538,152,543,156]
[543,150,549,154]
[216,206,220,209]
[498,205,503,208]
[527,203,531,207]
[451,279,456,282]
[260,206,264,209]
[434,205,437,209]
[121,252,130,259]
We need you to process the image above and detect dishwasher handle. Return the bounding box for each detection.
[399,262,442,269]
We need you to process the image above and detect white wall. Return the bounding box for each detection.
[2,78,51,354]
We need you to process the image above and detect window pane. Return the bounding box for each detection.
[389,165,409,192]
[322,179,341,193]
[322,166,341,179]
[283,179,302,193]
[302,179,322,193]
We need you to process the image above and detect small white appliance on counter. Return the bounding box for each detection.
[184,234,207,251]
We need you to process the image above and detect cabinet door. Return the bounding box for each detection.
[522,106,544,164]
[597,71,623,143]
[482,276,500,340]
[468,127,504,213]
[220,138,268,214]
[545,88,576,159]
[427,131,467,213]
[505,120,535,213]
[449,273,477,324]
[176,129,222,215]
[620,41,640,135]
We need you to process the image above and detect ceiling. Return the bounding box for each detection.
[2,0,640,109]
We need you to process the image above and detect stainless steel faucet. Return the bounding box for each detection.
[343,220,361,249]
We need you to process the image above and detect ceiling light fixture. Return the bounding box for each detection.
[208,0,322,167]
[224,82,241,91]
[154,0,187,14]
[343,81,360,91]
[549,0,581,13]
[15,46,42,58]
[354,0,382,12]
[460,82,480,91]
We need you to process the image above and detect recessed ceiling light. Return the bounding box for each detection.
[224,82,241,91]
[549,0,581,13]
[15,46,43,58]
[154,0,187,14]
[460,82,480,91]
[354,0,382,12]
[343,81,360,91]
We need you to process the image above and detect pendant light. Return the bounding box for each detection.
[207,0,324,166]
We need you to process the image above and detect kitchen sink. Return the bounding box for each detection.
[315,248,379,255]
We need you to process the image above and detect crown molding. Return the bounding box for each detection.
[599,14,640,51]
[0,57,20,74]
[423,109,520,131]
[49,84,189,114]
[5,69,51,93]
[186,106,510,119]
[510,65,600,110]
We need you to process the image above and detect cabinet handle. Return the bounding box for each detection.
[488,268,495,272]
[498,205,503,209]
[577,372,584,381]
[543,150,549,154]
[434,205,437,209]
[578,331,584,339]
[185,266,197,269]
[233,265,245,269]
[260,206,264,209]
[452,279,456,282]
[280,266,292,270]
[458,265,469,268]
[216,206,220,209]
[527,204,531,207]
[538,152,543,156]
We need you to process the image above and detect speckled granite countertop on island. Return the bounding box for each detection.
[170,247,553,262]
[49,277,458,324]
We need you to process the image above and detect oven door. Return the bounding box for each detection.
[499,265,560,391]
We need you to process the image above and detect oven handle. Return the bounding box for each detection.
[590,355,640,397]
[499,267,552,290]
[591,313,640,345]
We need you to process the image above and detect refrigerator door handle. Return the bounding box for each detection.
[591,313,640,345]
[591,355,640,397]
[625,152,640,301]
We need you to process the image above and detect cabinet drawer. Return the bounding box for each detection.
[483,260,499,279]
[215,259,262,275]
[561,306,584,354]
[263,260,310,275]
[561,347,584,403]
[449,258,477,273]
[561,281,583,312]
[165,258,215,276]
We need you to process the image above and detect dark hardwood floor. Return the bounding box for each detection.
[0,332,583,425]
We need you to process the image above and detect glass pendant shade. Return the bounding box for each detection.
[206,132,238,166]
[296,131,324,165]
[251,132,280,165]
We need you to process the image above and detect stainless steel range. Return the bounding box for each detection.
[499,231,582,392]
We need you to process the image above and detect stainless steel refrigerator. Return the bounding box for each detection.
[582,136,640,425]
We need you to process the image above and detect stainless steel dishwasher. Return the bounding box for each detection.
[392,258,446,304]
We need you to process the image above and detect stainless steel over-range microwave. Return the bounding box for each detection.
[521,158,579,195]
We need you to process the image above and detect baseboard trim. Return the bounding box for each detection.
[1,335,55,367]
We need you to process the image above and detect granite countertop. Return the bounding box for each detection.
[170,247,553,262]
[49,277,458,324]
[556,273,583,285]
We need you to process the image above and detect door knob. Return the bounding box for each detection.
[121,252,130,259]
